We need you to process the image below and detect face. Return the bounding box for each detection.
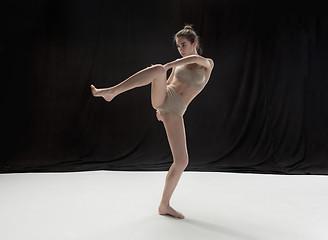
[175,37,197,57]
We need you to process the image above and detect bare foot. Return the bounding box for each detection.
[158,204,185,219]
[90,85,115,102]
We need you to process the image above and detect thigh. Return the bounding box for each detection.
[161,114,188,162]
[151,70,167,109]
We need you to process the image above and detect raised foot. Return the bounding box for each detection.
[90,85,115,102]
[158,204,185,219]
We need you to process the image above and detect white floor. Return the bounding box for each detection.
[0,171,327,240]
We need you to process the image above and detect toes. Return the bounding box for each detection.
[90,85,98,96]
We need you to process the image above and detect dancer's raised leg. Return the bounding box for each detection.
[91,64,166,104]
[158,113,189,219]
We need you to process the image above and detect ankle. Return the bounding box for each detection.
[160,201,170,207]
[110,86,120,96]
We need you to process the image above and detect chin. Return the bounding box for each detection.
[182,53,192,57]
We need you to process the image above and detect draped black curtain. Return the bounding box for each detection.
[2,0,327,174]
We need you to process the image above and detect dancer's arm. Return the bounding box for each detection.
[166,67,176,85]
[164,55,214,71]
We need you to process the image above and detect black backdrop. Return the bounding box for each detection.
[2,0,327,174]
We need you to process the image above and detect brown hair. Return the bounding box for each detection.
[174,24,203,55]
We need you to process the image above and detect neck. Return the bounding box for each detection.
[187,50,198,56]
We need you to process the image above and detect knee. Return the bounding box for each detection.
[151,64,166,76]
[174,155,189,171]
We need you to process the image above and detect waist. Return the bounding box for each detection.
[168,82,201,105]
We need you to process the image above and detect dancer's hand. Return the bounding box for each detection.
[150,64,167,72]
[163,63,172,71]
[156,110,163,122]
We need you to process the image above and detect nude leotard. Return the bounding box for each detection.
[174,65,206,87]
[156,66,206,116]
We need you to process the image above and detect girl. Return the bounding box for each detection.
[91,25,214,219]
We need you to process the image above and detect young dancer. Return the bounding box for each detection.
[91,25,214,219]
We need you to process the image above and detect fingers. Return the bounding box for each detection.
[156,111,163,121]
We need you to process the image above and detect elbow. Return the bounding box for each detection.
[195,55,214,70]
[209,59,214,69]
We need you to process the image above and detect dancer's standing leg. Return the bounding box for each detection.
[158,113,188,219]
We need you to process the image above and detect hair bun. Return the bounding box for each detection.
[184,25,194,31]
